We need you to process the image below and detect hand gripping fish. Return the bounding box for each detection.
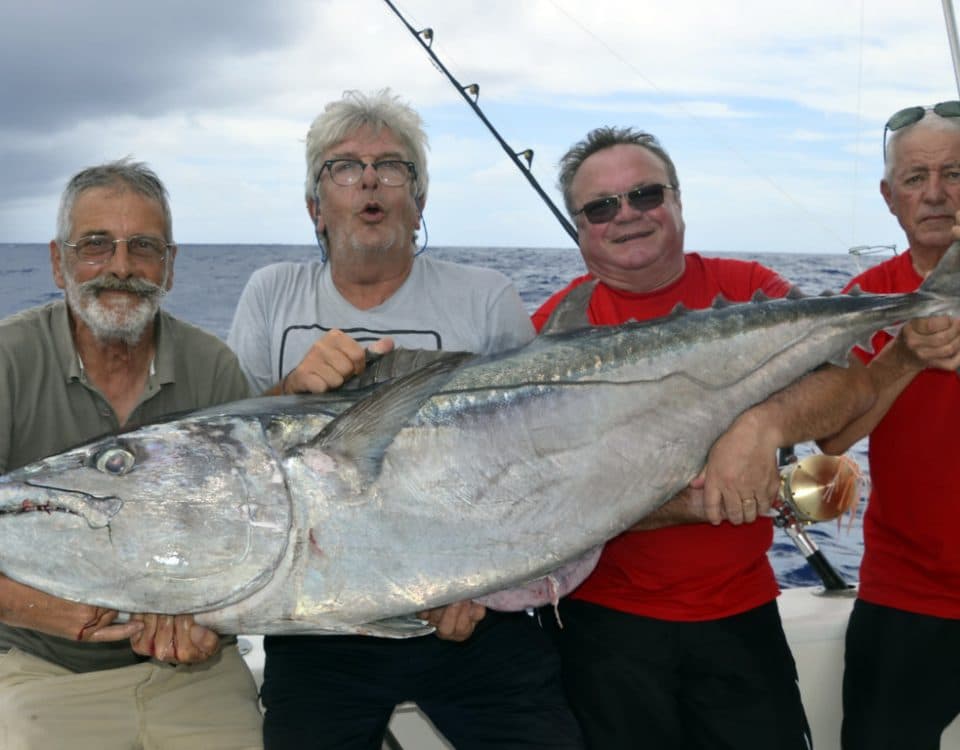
[2,243,959,636]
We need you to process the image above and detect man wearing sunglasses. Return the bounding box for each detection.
[818,104,960,749]
[227,89,583,750]
[0,159,263,748]
[532,126,875,750]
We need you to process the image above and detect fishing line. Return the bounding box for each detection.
[544,0,854,253]
[849,0,866,251]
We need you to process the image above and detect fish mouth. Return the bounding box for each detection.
[0,483,123,529]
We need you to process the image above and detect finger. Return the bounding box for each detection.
[292,361,348,393]
[368,337,395,355]
[86,622,145,642]
[324,330,367,373]
[688,469,706,490]
[741,497,758,524]
[756,490,775,517]
[187,621,220,658]
[723,493,745,526]
[308,348,359,381]
[440,604,474,642]
[128,613,157,654]
[152,615,176,661]
[703,484,725,526]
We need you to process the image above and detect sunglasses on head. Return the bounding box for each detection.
[883,100,960,158]
[573,183,677,225]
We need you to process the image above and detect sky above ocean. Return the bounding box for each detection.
[0,0,954,255]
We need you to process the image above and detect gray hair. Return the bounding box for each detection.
[55,158,173,245]
[304,89,429,204]
[884,109,960,180]
[557,127,680,215]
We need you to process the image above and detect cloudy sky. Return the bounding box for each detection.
[1,0,958,254]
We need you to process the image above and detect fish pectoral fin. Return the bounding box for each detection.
[354,615,435,638]
[299,352,474,482]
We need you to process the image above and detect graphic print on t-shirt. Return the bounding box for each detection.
[277,323,443,383]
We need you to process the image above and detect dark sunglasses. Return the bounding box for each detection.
[573,183,676,225]
[883,100,960,158]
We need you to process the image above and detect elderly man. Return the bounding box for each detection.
[0,160,263,749]
[227,89,583,749]
[532,127,875,750]
[818,104,960,750]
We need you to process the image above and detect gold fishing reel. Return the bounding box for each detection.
[776,453,862,525]
[774,452,863,593]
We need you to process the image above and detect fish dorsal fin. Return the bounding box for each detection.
[786,286,806,300]
[296,352,474,482]
[750,289,772,303]
[666,301,691,317]
[711,294,732,309]
[540,279,597,334]
[919,239,960,294]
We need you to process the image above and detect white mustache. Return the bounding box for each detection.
[79,275,165,299]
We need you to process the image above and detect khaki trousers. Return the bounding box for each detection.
[0,644,263,750]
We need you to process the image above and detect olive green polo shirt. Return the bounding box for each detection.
[0,300,251,672]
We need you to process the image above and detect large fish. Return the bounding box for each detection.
[2,244,959,636]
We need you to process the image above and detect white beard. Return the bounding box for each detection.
[63,267,167,346]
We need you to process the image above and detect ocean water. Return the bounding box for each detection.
[0,242,882,589]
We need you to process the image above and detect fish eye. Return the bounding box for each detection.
[94,447,136,475]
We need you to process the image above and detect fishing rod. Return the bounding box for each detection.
[943,0,960,95]
[382,0,578,243]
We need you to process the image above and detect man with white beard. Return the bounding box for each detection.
[0,159,264,749]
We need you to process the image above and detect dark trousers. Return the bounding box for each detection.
[842,599,960,750]
[261,611,584,749]
[545,598,812,750]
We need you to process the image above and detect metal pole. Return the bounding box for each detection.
[943,0,960,95]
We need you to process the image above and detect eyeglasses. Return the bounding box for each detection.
[63,234,172,265]
[572,184,677,225]
[883,101,960,158]
[320,159,417,188]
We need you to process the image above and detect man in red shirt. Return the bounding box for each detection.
[534,126,874,749]
[818,105,960,750]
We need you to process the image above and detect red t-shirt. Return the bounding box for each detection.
[843,251,960,618]
[532,253,792,621]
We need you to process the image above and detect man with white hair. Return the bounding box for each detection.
[820,103,960,749]
[228,89,584,750]
[0,159,263,749]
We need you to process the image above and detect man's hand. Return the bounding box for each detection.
[701,410,780,526]
[281,329,394,394]
[129,614,221,664]
[900,316,960,372]
[417,600,486,642]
